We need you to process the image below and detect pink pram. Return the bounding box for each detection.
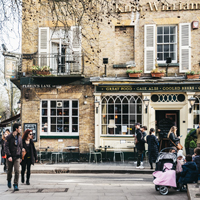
[153,147,177,195]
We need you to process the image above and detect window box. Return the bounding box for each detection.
[126,70,142,78]
[151,72,165,78]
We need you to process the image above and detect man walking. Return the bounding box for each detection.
[5,123,22,191]
[135,123,146,169]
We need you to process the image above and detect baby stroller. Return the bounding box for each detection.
[153,147,178,195]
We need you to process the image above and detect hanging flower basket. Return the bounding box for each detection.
[31,66,51,76]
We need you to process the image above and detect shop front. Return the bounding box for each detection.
[92,78,200,154]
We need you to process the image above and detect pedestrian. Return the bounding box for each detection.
[1,129,10,172]
[147,128,159,169]
[5,123,22,191]
[167,126,180,147]
[190,123,200,147]
[21,129,38,185]
[192,147,200,180]
[135,123,146,169]
[140,126,147,165]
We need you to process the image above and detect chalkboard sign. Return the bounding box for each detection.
[158,118,174,138]
[24,123,37,142]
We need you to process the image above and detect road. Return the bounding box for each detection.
[0,173,188,200]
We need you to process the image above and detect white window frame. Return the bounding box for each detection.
[100,95,143,135]
[40,99,79,136]
[157,25,177,64]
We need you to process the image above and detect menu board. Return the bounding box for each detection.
[158,118,174,138]
[24,123,37,142]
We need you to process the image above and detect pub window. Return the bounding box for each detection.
[193,96,200,127]
[41,100,79,135]
[101,95,142,135]
[157,26,177,63]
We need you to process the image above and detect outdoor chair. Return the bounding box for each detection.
[113,143,124,162]
[88,143,102,163]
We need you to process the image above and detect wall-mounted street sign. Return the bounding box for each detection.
[4,57,18,79]
[24,123,37,142]
[96,83,200,93]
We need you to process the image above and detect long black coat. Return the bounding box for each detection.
[147,134,158,163]
[136,128,145,151]
[1,140,5,157]
[22,139,37,165]
[168,132,180,147]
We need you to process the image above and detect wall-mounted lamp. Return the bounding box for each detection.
[95,98,100,114]
[143,97,150,113]
[188,97,196,113]
[192,21,199,29]
[83,101,87,105]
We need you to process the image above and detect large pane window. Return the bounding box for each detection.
[157,26,177,63]
[101,95,142,135]
[41,100,79,134]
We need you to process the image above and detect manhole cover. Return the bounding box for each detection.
[12,188,68,193]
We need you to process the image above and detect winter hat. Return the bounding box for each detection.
[177,150,185,160]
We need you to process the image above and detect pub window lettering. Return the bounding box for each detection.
[41,100,79,135]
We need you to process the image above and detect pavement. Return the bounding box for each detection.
[0,161,192,199]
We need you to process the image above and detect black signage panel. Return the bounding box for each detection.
[24,123,37,142]
[96,84,200,92]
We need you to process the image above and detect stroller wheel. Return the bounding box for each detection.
[155,185,159,191]
[159,186,168,195]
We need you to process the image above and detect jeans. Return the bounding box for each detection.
[7,158,20,185]
[137,150,144,167]
[21,158,31,182]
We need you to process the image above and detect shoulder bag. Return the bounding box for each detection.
[169,138,183,150]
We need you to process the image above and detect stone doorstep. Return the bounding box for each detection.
[187,183,200,200]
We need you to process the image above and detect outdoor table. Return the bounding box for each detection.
[38,147,54,163]
[64,146,79,162]
[98,146,113,161]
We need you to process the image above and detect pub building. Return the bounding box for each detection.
[6,0,200,159]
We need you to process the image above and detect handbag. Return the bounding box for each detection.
[22,149,26,160]
[169,138,183,150]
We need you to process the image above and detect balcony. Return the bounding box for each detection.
[22,53,84,76]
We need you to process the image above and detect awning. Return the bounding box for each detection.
[0,114,20,127]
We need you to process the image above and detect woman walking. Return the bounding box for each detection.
[167,126,180,147]
[21,129,38,185]
[1,129,10,172]
[147,128,159,169]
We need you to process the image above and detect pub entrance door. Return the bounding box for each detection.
[156,110,180,150]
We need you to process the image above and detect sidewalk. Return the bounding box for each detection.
[0,161,154,174]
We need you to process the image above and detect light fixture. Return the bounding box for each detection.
[143,97,150,113]
[192,21,199,29]
[83,101,87,105]
[188,97,196,113]
[95,98,100,114]
[17,100,21,108]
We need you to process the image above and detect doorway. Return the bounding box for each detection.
[156,110,180,137]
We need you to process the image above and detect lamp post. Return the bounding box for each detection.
[143,97,150,114]
[188,97,196,113]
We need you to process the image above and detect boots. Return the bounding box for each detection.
[21,176,24,183]
[13,184,19,191]
[26,180,30,185]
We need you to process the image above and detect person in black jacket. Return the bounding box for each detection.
[135,123,146,169]
[192,147,200,180]
[21,129,38,185]
[5,123,22,191]
[147,128,159,169]
[167,126,180,147]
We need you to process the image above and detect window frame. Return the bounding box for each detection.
[193,96,200,128]
[156,25,177,64]
[40,99,79,136]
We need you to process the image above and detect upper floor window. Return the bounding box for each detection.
[157,26,177,63]
[144,23,191,73]
[41,100,79,135]
[193,96,200,127]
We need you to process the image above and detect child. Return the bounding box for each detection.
[178,155,198,188]
[176,150,185,173]
[192,147,200,180]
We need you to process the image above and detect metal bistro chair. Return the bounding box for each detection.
[113,143,124,162]
[88,143,102,163]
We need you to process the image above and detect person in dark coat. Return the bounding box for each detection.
[192,147,200,180]
[179,155,198,186]
[147,128,159,169]
[21,129,38,185]
[135,123,146,169]
[167,126,180,147]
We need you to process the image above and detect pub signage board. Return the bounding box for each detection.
[96,84,200,93]
[24,123,37,142]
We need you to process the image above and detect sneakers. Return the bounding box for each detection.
[13,184,19,191]
[136,165,144,169]
[7,180,11,188]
